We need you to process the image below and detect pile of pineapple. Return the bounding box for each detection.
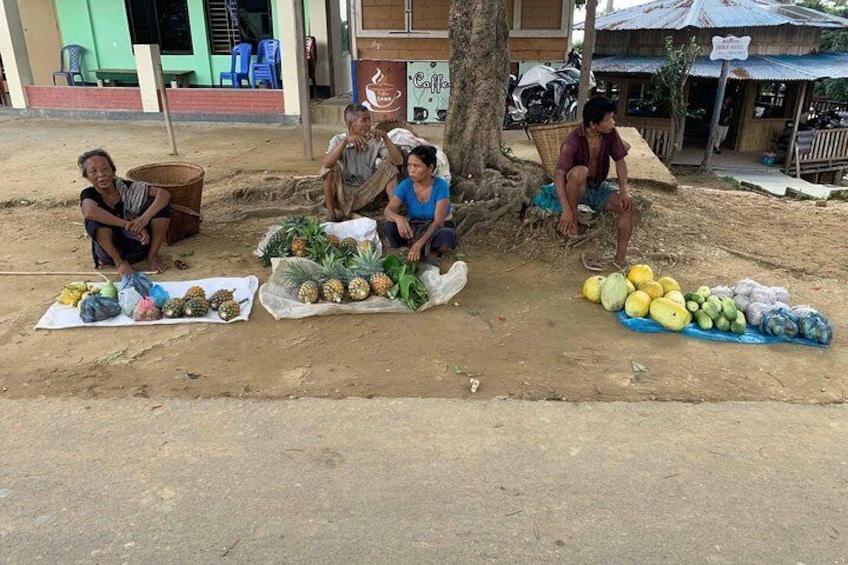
[283,246,393,304]
[260,214,376,267]
[161,286,244,321]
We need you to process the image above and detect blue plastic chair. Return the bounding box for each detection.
[52,45,85,87]
[250,39,281,89]
[219,43,253,88]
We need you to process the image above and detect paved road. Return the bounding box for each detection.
[1,398,846,564]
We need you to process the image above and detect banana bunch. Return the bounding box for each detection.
[56,282,101,308]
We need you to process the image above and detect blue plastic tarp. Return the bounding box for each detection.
[615,311,827,348]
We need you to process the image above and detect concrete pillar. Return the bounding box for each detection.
[277,0,302,116]
[134,44,163,113]
[308,0,331,87]
[0,0,34,108]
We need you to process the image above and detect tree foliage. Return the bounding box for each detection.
[798,0,848,101]
[645,36,700,163]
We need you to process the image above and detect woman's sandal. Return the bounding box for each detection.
[580,253,605,272]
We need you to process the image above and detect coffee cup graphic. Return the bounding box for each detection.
[366,83,401,109]
[436,109,448,121]
[413,107,429,121]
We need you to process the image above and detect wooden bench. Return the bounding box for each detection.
[94,68,194,88]
[788,127,848,184]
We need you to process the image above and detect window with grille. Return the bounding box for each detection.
[125,0,193,55]
[205,0,273,55]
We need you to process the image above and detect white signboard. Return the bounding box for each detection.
[710,35,751,61]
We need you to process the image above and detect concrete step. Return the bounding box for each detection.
[310,94,351,126]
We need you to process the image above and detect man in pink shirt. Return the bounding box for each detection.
[555,95,635,270]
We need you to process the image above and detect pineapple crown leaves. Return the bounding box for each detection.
[349,245,384,278]
[318,252,351,285]
[282,260,321,289]
[281,214,310,237]
[307,237,334,263]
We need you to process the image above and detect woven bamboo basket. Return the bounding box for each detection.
[527,121,581,178]
[126,162,205,245]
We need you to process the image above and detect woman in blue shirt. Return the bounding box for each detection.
[383,145,457,266]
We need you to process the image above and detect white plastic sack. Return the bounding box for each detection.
[254,217,383,258]
[387,128,452,183]
[259,257,468,319]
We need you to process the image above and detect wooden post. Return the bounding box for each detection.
[293,0,313,160]
[156,61,178,156]
[784,81,808,176]
[576,0,598,118]
[699,59,729,174]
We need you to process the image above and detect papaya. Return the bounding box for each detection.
[625,278,636,295]
[664,290,686,307]
[600,272,628,312]
[694,310,714,330]
[721,298,738,321]
[638,280,664,300]
[626,264,654,287]
[582,275,606,304]
[624,290,652,318]
[649,297,692,331]
[657,276,681,295]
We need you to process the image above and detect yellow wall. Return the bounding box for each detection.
[18,0,62,86]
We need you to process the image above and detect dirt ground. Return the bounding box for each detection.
[0,115,844,403]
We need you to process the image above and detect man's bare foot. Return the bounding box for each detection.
[147,254,168,274]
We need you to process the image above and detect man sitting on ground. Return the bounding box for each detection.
[554,95,635,270]
[320,103,404,221]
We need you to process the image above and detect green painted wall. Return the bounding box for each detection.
[54,0,298,86]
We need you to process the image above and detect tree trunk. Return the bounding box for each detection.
[443,0,510,179]
[443,0,547,236]
[577,0,598,117]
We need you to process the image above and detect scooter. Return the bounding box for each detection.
[503,62,593,130]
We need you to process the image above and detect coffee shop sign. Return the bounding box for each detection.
[412,72,450,94]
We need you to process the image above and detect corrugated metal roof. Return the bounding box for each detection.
[591,52,848,80]
[576,0,848,30]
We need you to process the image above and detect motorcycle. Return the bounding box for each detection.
[503,60,594,130]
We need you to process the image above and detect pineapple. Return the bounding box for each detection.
[350,246,392,297]
[340,237,358,253]
[358,239,377,254]
[298,280,320,304]
[319,254,348,303]
[183,285,206,301]
[348,277,370,301]
[283,261,321,304]
[260,228,290,266]
[208,288,235,310]
[183,297,210,317]
[218,299,241,321]
[370,272,394,298]
[161,298,185,318]
[290,237,309,257]
[327,233,340,248]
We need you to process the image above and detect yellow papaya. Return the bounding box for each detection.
[625,278,636,295]
[638,280,664,301]
[627,264,653,286]
[649,297,692,331]
[664,290,686,307]
[657,276,681,295]
[624,290,651,318]
[582,275,606,304]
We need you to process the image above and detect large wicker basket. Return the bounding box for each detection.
[126,162,205,245]
[528,121,581,178]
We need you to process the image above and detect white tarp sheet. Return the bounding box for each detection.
[35,276,259,330]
